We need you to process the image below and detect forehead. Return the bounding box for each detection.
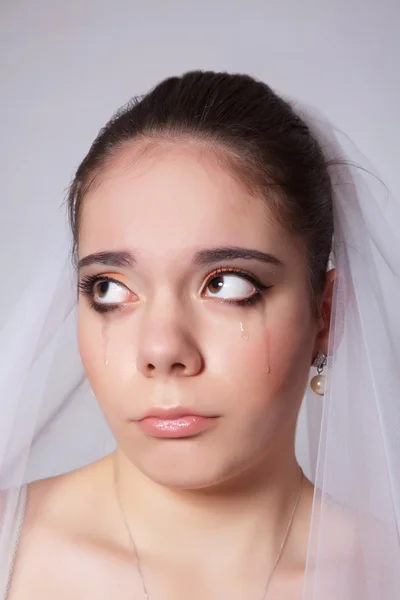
[79,142,292,262]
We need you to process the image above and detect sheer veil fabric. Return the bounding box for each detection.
[1,102,400,599]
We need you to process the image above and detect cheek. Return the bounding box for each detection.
[214,316,313,410]
[77,311,103,391]
[221,330,271,382]
[77,309,135,398]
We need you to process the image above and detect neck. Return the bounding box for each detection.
[108,448,308,570]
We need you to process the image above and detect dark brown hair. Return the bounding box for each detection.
[67,70,333,318]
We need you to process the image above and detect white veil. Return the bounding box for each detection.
[297,106,400,597]
[1,102,400,599]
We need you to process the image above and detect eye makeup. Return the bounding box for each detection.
[200,266,272,307]
[78,267,273,314]
[78,273,136,314]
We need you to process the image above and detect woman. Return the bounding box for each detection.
[1,71,399,599]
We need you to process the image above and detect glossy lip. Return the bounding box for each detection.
[135,406,219,439]
[136,406,211,420]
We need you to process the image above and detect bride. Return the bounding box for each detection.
[2,70,400,599]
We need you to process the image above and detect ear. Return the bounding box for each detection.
[313,268,336,359]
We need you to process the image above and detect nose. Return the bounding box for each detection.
[136,317,204,379]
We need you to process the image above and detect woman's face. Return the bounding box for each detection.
[78,142,319,489]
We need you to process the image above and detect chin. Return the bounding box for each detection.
[126,440,242,491]
[144,469,221,490]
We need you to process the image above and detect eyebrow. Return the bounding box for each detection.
[78,251,135,270]
[78,246,284,270]
[193,247,284,267]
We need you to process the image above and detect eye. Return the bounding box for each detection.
[78,274,137,311]
[92,279,131,304]
[202,269,260,302]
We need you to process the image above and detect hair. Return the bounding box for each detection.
[67,70,334,319]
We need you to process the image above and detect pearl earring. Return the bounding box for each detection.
[310,350,327,396]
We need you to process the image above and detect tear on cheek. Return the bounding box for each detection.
[264,328,271,374]
[248,330,271,377]
[102,321,110,366]
[237,315,271,376]
[96,320,139,385]
[239,321,249,340]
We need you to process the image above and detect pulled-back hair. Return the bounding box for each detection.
[67,70,334,318]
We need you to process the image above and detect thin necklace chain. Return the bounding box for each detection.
[114,467,304,600]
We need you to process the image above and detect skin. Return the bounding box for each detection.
[8,140,334,599]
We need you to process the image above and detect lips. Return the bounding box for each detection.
[135,407,218,439]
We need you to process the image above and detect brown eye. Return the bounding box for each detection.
[94,281,111,299]
[204,274,256,301]
[207,276,224,294]
[92,280,132,305]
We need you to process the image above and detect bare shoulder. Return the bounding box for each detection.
[25,455,113,527]
[7,455,134,599]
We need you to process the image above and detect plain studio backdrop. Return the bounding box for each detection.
[0,0,399,478]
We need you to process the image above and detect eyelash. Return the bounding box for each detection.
[78,275,123,314]
[78,268,272,314]
[203,267,270,307]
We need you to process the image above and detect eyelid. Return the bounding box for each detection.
[201,266,264,290]
[81,267,264,300]
[78,272,135,307]
[100,272,131,287]
[86,268,261,292]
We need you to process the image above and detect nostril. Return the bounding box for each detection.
[147,364,156,371]
[171,362,186,373]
